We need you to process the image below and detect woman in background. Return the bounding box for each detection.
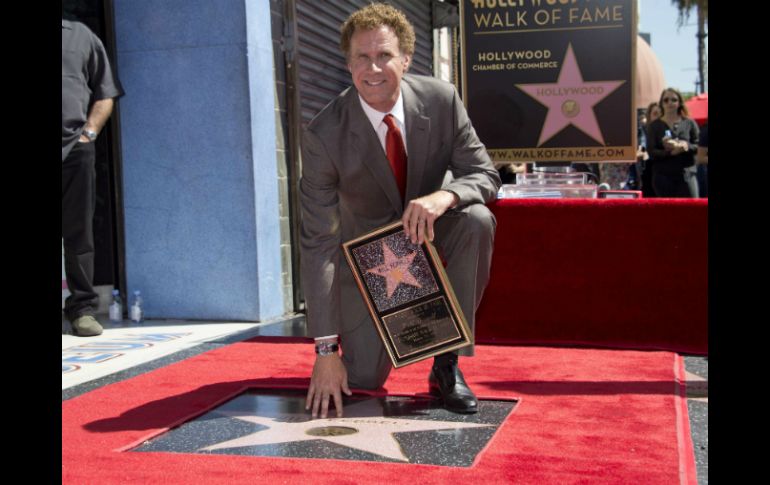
[647,88,699,197]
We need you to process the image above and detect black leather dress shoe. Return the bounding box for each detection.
[428,362,479,414]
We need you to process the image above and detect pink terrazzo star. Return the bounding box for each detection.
[366,241,422,299]
[516,43,625,146]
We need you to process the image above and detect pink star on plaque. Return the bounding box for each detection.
[516,43,625,146]
[366,242,422,299]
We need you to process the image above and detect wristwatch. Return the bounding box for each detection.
[315,341,340,356]
[83,129,98,142]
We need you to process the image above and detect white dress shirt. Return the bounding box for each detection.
[358,91,408,156]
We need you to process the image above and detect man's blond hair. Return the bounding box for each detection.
[340,3,416,59]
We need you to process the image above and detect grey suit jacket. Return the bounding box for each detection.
[299,74,501,338]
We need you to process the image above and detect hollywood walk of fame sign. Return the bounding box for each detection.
[132,390,517,466]
[459,0,637,162]
[342,221,473,368]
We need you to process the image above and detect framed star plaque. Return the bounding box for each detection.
[342,221,473,368]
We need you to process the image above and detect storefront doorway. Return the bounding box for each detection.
[62,0,125,311]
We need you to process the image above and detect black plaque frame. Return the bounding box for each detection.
[342,221,473,368]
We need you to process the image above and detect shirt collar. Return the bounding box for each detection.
[358,90,405,129]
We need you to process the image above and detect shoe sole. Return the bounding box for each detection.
[71,324,103,337]
[72,329,103,337]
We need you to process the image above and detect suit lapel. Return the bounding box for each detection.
[401,78,430,205]
[346,89,405,215]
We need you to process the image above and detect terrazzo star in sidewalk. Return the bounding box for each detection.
[200,400,492,462]
[516,43,624,146]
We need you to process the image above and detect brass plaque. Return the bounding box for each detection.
[342,221,472,368]
[305,426,359,437]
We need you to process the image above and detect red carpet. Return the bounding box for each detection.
[63,338,697,484]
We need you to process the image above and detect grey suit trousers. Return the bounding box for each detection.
[342,203,496,389]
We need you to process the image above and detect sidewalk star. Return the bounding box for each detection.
[200,399,493,462]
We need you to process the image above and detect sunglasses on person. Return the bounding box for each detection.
[662,97,679,103]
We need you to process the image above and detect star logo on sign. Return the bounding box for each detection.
[366,241,422,299]
[516,43,625,146]
[200,399,493,462]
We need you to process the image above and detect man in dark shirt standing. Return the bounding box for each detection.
[62,19,124,336]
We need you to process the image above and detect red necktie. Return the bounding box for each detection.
[383,114,407,202]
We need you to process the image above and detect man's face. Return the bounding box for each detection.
[347,25,411,113]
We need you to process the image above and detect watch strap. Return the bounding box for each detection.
[315,342,339,356]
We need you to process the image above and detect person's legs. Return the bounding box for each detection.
[427,204,496,413]
[653,164,695,198]
[341,318,393,390]
[62,142,99,323]
[339,203,496,406]
[697,164,708,198]
[432,203,497,357]
[642,162,656,197]
[684,165,699,198]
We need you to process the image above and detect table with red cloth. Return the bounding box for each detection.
[475,198,707,354]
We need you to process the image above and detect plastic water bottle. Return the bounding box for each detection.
[109,289,123,323]
[130,290,144,323]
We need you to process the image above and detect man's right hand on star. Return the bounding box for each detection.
[306,352,352,419]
